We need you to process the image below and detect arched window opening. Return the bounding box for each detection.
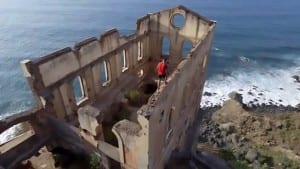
[162,36,170,55]
[100,61,110,86]
[182,40,193,58]
[72,76,85,103]
[137,41,143,61]
[120,50,128,72]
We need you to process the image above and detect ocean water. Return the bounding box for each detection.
[0,0,300,134]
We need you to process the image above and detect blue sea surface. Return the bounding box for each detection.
[0,0,300,117]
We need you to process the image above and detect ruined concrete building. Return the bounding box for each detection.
[0,6,216,169]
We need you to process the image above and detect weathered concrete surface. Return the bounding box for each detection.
[0,113,88,169]
[0,6,216,169]
[97,140,120,162]
[78,105,104,136]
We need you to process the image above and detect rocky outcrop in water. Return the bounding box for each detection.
[292,75,300,83]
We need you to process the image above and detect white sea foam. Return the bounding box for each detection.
[201,66,300,108]
[0,123,24,145]
[213,47,220,51]
[239,56,251,63]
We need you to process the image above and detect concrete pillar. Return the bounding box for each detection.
[127,44,135,69]
[78,105,104,137]
[92,63,101,94]
[51,88,67,119]
[114,53,122,78]
[59,82,77,118]
[112,120,141,169]
[112,115,149,169]
[20,60,45,108]
[143,36,150,61]
[82,67,96,101]
[107,55,118,83]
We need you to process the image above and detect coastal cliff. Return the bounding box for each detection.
[197,92,300,169]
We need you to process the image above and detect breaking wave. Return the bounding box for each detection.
[201,65,300,108]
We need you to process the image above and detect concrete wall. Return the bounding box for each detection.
[20,28,151,122]
[148,28,214,169]
[15,23,154,168]
[110,6,216,169]
[147,6,213,65]
[0,5,215,169]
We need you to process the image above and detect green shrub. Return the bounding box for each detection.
[89,153,101,169]
[219,150,252,169]
[258,146,300,169]
[124,89,141,106]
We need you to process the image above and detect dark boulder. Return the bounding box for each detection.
[203,92,213,96]
[292,75,300,83]
[296,103,300,111]
[228,91,243,104]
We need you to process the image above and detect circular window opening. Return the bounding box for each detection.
[171,13,185,29]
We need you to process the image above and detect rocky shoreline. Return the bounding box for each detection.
[201,73,300,108]
[197,92,300,169]
[7,92,300,169]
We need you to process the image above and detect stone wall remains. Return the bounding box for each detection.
[0,6,216,169]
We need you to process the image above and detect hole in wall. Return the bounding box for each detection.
[159,110,165,123]
[100,61,110,85]
[141,82,157,95]
[182,40,193,58]
[120,50,128,72]
[137,69,144,78]
[137,41,143,61]
[72,76,84,102]
[102,124,119,147]
[171,13,185,29]
[162,36,170,55]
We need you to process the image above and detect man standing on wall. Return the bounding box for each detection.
[156,58,168,88]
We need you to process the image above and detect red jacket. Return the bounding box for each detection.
[157,62,167,75]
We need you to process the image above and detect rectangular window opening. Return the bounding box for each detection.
[72,76,86,103]
[137,41,143,61]
[100,61,110,86]
[121,50,128,72]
